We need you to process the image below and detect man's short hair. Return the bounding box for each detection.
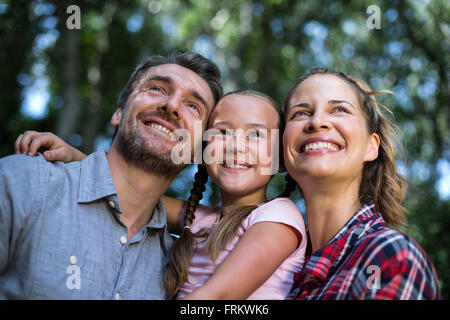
[117,51,223,111]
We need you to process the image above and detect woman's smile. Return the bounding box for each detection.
[298,137,342,154]
[283,74,379,182]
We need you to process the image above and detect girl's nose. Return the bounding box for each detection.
[224,129,247,163]
[235,130,247,153]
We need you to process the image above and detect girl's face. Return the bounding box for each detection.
[283,75,380,187]
[205,94,280,197]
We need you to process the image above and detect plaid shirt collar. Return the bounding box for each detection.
[301,201,385,283]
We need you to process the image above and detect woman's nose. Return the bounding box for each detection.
[305,111,330,132]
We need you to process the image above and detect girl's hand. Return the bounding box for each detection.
[14,131,87,162]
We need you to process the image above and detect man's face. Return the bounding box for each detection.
[111,64,215,176]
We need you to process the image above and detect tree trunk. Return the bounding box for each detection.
[80,3,117,153]
[55,7,81,142]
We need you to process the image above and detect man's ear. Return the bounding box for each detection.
[364,132,380,162]
[111,107,123,126]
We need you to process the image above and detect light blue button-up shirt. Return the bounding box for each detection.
[0,151,173,299]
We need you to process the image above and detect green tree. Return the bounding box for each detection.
[1,0,448,297]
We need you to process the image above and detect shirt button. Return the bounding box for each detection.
[120,236,127,245]
[69,255,77,265]
[108,201,116,209]
[114,293,120,300]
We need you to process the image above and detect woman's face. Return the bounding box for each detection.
[283,74,380,186]
[205,94,279,196]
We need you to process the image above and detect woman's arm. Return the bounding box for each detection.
[14,131,86,162]
[183,221,300,300]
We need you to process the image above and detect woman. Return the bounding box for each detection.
[282,67,440,299]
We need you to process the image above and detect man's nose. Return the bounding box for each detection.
[158,94,181,120]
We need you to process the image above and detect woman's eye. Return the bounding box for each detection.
[290,110,309,120]
[334,106,350,114]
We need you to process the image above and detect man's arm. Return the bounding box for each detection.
[0,154,41,274]
[0,170,12,273]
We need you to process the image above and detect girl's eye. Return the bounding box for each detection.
[218,129,231,136]
[246,130,261,138]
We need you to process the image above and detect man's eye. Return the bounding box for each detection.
[188,104,200,112]
[149,86,162,93]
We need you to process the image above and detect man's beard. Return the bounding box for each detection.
[115,116,186,177]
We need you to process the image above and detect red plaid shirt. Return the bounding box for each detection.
[288,202,441,300]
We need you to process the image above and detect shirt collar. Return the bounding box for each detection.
[78,150,168,230]
[78,150,117,203]
[301,201,386,282]
[146,199,168,230]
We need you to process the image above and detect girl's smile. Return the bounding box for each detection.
[206,94,280,198]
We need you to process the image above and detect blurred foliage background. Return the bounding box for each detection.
[0,0,448,298]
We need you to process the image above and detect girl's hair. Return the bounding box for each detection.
[278,173,298,198]
[163,90,284,298]
[284,67,408,229]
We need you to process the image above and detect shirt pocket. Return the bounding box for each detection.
[30,247,107,299]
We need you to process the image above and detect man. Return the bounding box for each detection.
[0,51,222,299]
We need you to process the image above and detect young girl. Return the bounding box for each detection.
[15,90,307,300]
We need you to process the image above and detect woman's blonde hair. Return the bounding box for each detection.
[284,67,408,229]
[163,90,284,298]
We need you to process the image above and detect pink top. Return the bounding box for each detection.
[176,197,307,300]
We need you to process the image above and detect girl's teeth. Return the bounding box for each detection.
[224,163,249,170]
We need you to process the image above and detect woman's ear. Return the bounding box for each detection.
[364,132,380,162]
[111,107,123,127]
